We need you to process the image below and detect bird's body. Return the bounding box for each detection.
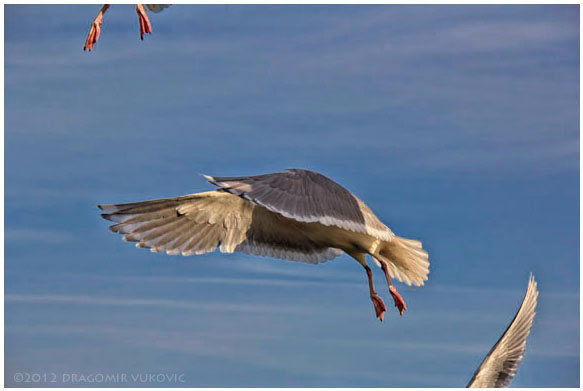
[99,169,429,321]
[467,274,539,388]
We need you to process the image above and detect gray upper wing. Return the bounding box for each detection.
[204,169,394,241]
[467,274,539,388]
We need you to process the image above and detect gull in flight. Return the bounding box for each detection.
[98,169,429,321]
[467,274,538,388]
[83,4,171,51]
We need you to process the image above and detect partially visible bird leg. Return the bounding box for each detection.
[350,252,386,321]
[378,258,407,315]
[363,264,386,322]
[136,4,152,40]
[83,4,111,51]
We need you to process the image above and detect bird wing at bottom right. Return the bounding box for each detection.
[467,274,539,388]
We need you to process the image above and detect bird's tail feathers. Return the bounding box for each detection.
[378,236,429,286]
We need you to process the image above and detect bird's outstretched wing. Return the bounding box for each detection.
[99,191,342,264]
[204,169,394,241]
[143,4,171,13]
[467,274,539,388]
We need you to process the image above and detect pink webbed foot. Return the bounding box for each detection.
[370,293,387,322]
[389,285,407,315]
[136,5,152,40]
[83,15,103,51]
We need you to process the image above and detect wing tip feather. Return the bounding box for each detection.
[201,174,215,184]
[98,204,120,213]
[102,213,116,222]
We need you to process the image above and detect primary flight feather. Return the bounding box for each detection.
[98,169,429,321]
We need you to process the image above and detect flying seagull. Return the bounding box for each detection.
[98,169,429,321]
[83,4,171,51]
[467,274,538,388]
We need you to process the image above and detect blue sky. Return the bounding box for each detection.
[4,4,579,387]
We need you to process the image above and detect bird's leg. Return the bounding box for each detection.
[363,264,386,322]
[350,252,386,321]
[136,4,152,40]
[377,258,407,315]
[83,4,111,51]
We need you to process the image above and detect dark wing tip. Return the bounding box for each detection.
[101,213,116,222]
[97,203,125,214]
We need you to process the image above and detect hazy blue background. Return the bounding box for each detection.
[5,4,579,387]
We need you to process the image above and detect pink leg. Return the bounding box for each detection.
[389,285,406,315]
[363,265,386,322]
[83,4,111,51]
[380,260,407,315]
[136,4,152,40]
